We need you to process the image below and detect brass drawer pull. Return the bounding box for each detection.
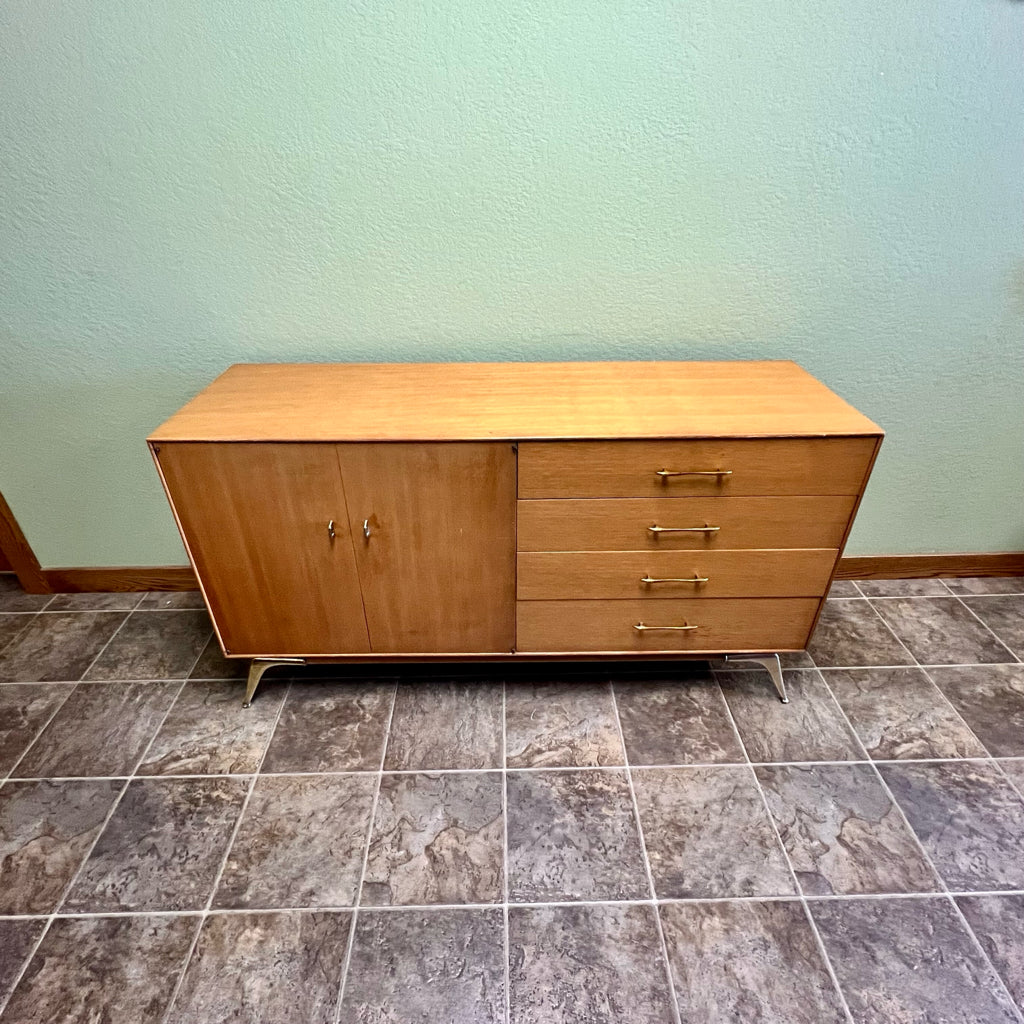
[634,621,698,631]
[641,574,709,584]
[327,519,336,540]
[648,524,721,534]
[656,469,732,478]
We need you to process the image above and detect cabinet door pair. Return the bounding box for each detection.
[155,443,516,657]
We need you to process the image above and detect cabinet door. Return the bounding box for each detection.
[155,443,370,656]
[336,443,516,653]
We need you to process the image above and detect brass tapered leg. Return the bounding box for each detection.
[721,653,789,703]
[242,658,305,707]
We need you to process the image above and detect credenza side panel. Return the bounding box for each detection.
[155,442,370,656]
[336,442,516,654]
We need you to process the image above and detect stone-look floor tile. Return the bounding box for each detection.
[62,777,248,912]
[811,897,1020,1024]
[945,576,1024,596]
[0,684,71,776]
[779,650,815,668]
[342,909,505,1022]
[214,773,375,909]
[961,596,1024,660]
[856,578,950,596]
[14,681,179,778]
[138,590,207,609]
[957,894,1024,1012]
[872,597,1014,665]
[632,767,794,898]
[756,764,938,896]
[384,679,503,770]
[879,761,1024,891]
[0,577,51,612]
[0,780,121,914]
[0,614,32,652]
[807,599,913,668]
[0,918,46,1007]
[363,772,503,905]
[719,669,864,763]
[84,610,211,680]
[505,681,623,768]
[509,903,676,1024]
[163,911,351,1024]
[188,635,247,679]
[507,769,647,902]
[137,679,286,776]
[0,612,126,682]
[46,592,143,611]
[828,580,861,597]
[614,675,745,765]
[825,667,986,760]
[1001,760,1024,796]
[2,915,198,1024]
[260,681,393,772]
[930,665,1024,757]
[659,900,847,1024]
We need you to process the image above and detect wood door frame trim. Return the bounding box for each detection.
[0,491,49,593]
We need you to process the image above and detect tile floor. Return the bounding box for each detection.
[0,573,1023,1022]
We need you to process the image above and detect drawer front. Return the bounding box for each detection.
[517,496,856,552]
[516,598,819,653]
[518,438,876,498]
[517,549,835,601]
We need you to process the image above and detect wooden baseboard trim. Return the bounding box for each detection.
[29,553,1024,593]
[836,552,1024,580]
[43,566,199,593]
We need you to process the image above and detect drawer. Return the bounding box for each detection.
[517,437,876,498]
[516,598,819,653]
[517,549,836,600]
[517,496,856,552]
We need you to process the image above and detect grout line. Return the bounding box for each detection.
[9,755,1023,787]
[3,758,144,1018]
[75,609,136,683]
[157,677,290,1024]
[947,595,1022,665]
[0,612,40,661]
[817,667,1024,1024]
[332,682,397,1024]
[910,665,997,759]
[9,887,1024,923]
[993,761,1024,804]
[1,684,80,784]
[717,673,858,1024]
[609,681,682,1024]
[501,680,512,1024]
[182,629,216,682]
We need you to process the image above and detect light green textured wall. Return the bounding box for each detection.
[2,1,1022,567]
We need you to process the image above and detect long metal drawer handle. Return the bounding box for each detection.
[634,622,699,631]
[641,575,709,584]
[656,469,732,478]
[648,524,721,534]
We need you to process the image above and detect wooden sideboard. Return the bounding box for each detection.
[148,361,883,704]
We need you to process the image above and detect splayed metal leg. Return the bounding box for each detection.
[243,658,305,707]
[721,653,788,703]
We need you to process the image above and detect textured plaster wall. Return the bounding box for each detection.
[1,0,1022,566]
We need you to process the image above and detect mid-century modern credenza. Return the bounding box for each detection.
[148,361,883,705]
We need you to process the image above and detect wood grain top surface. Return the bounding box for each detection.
[148,361,883,442]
